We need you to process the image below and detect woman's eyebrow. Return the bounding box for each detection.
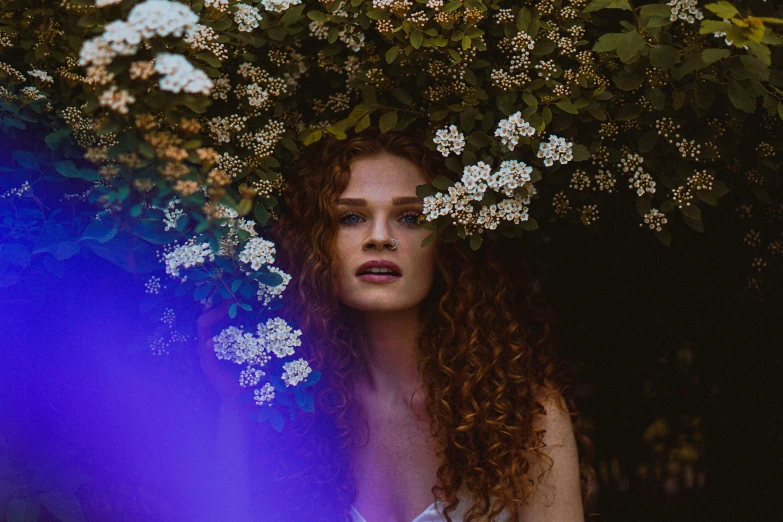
[335,197,422,206]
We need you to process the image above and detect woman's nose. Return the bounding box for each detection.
[362,218,395,251]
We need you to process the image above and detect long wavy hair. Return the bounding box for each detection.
[265,128,594,522]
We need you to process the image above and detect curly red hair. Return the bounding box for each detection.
[266,129,593,522]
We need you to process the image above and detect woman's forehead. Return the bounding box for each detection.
[343,153,427,195]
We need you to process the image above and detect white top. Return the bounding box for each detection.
[349,487,514,522]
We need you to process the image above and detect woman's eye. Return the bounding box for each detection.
[339,213,362,226]
[401,212,422,227]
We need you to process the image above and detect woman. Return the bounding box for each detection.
[201,129,592,522]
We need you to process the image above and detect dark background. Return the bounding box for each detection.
[1,199,781,521]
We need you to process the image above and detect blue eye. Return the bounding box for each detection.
[339,212,362,226]
[401,212,422,227]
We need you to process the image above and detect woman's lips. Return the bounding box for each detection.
[356,273,401,283]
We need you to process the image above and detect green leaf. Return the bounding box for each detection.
[432,175,453,190]
[555,99,579,114]
[571,144,591,161]
[410,29,423,49]
[307,10,328,22]
[421,232,437,248]
[469,233,483,251]
[636,196,652,218]
[704,1,739,19]
[80,219,117,244]
[229,302,237,319]
[496,91,517,115]
[193,283,212,301]
[385,46,400,64]
[655,227,672,247]
[680,204,702,221]
[740,54,769,81]
[355,113,371,132]
[672,90,686,110]
[702,48,730,65]
[268,27,287,41]
[466,130,491,147]
[365,9,389,20]
[639,4,673,17]
[727,79,757,112]
[778,102,783,121]
[648,87,665,110]
[681,214,704,233]
[583,0,631,13]
[13,150,38,170]
[379,111,398,132]
[270,409,284,431]
[638,129,659,152]
[442,1,463,13]
[617,31,647,63]
[613,70,644,91]
[649,45,679,69]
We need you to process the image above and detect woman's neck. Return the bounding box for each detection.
[350,307,426,407]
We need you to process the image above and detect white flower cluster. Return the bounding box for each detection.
[254,383,276,406]
[154,53,213,95]
[240,366,265,388]
[433,125,465,157]
[258,266,292,305]
[260,0,302,13]
[422,161,536,232]
[488,160,533,197]
[213,318,306,404]
[160,197,185,231]
[96,0,123,7]
[536,135,573,166]
[281,358,312,387]
[27,69,54,85]
[641,208,668,232]
[234,4,263,32]
[145,276,162,295]
[667,0,704,24]
[494,111,535,151]
[79,0,198,67]
[213,325,269,366]
[163,240,215,279]
[204,0,229,11]
[238,237,276,270]
[477,193,531,230]
[259,317,302,358]
[98,85,136,114]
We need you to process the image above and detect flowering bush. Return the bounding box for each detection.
[1,0,783,429]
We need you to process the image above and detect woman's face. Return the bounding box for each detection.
[334,152,437,313]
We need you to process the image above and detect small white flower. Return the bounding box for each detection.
[163,241,215,279]
[260,0,302,13]
[234,4,263,32]
[257,266,291,305]
[258,317,302,359]
[281,358,312,387]
[154,53,214,95]
[253,383,276,405]
[536,134,573,166]
[433,125,465,157]
[238,237,276,270]
[494,112,535,151]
